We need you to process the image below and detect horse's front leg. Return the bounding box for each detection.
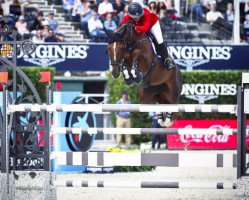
[122,65,134,86]
[130,58,143,84]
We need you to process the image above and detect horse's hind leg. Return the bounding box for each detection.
[157,112,173,127]
[157,90,179,127]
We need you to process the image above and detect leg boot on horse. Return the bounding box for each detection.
[158,112,173,127]
[158,42,176,70]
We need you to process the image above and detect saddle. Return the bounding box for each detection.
[146,33,160,56]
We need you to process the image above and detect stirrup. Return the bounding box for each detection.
[164,58,176,70]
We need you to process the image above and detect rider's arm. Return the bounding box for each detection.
[121,14,131,24]
[135,14,151,32]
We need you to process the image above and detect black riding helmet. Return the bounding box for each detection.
[128,2,144,18]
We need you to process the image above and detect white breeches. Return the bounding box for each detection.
[149,21,164,44]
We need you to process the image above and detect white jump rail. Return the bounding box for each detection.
[50,127,249,135]
[8,104,237,114]
[51,152,237,168]
[53,180,236,189]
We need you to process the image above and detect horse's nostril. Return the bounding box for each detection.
[112,72,120,79]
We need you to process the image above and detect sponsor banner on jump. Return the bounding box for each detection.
[181,83,237,103]
[167,119,249,149]
[17,43,109,71]
[16,43,249,71]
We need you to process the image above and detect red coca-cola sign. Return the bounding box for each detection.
[167,120,249,149]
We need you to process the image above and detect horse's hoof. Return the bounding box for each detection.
[158,119,165,127]
[133,72,143,83]
[124,78,134,86]
[164,118,174,127]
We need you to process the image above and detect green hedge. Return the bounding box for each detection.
[107,70,246,144]
[8,67,55,102]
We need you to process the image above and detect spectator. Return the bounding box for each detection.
[15,15,29,39]
[112,0,126,24]
[148,0,157,14]
[51,0,63,5]
[132,0,146,7]
[32,29,44,43]
[225,2,234,25]
[29,11,44,32]
[88,0,98,11]
[165,0,173,10]
[201,0,213,14]
[48,11,59,33]
[62,0,75,20]
[19,0,39,14]
[45,29,59,42]
[115,90,132,147]
[42,20,50,38]
[103,13,117,31]
[149,112,164,150]
[72,0,84,21]
[244,14,249,29]
[79,1,93,36]
[206,3,223,25]
[1,0,12,16]
[245,2,249,15]
[88,11,107,42]
[98,0,114,21]
[10,0,22,17]
[244,14,249,43]
[190,0,206,23]
[157,0,167,19]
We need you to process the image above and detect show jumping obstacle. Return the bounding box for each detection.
[2,84,248,194]
[8,103,237,113]
[50,127,248,135]
[51,151,236,168]
[53,180,236,189]
[0,26,248,199]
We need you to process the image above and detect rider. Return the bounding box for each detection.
[121,2,175,70]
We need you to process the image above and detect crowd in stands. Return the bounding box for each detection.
[58,0,249,43]
[0,0,249,43]
[0,0,64,42]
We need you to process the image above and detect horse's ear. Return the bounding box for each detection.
[103,26,115,38]
[117,25,127,38]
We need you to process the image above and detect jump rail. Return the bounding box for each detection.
[50,127,249,135]
[53,180,236,189]
[8,104,237,113]
[51,152,237,168]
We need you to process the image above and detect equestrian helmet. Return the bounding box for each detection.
[128,2,144,18]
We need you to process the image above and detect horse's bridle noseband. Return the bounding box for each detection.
[109,42,127,70]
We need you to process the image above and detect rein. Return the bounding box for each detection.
[123,24,158,87]
[109,23,159,86]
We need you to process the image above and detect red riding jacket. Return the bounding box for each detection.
[121,8,158,33]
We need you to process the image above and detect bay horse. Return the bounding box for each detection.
[104,22,183,127]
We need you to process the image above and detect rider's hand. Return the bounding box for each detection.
[135,27,141,33]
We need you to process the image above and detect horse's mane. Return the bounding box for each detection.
[105,22,146,44]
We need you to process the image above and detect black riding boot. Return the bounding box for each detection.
[158,43,176,70]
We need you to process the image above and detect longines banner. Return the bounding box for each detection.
[16,43,249,71]
[16,43,109,71]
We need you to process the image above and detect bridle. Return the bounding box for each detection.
[109,23,149,70]
[124,23,148,52]
[109,42,127,70]
[107,22,158,87]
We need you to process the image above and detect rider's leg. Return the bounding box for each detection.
[150,21,176,70]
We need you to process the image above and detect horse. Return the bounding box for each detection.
[104,22,183,127]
